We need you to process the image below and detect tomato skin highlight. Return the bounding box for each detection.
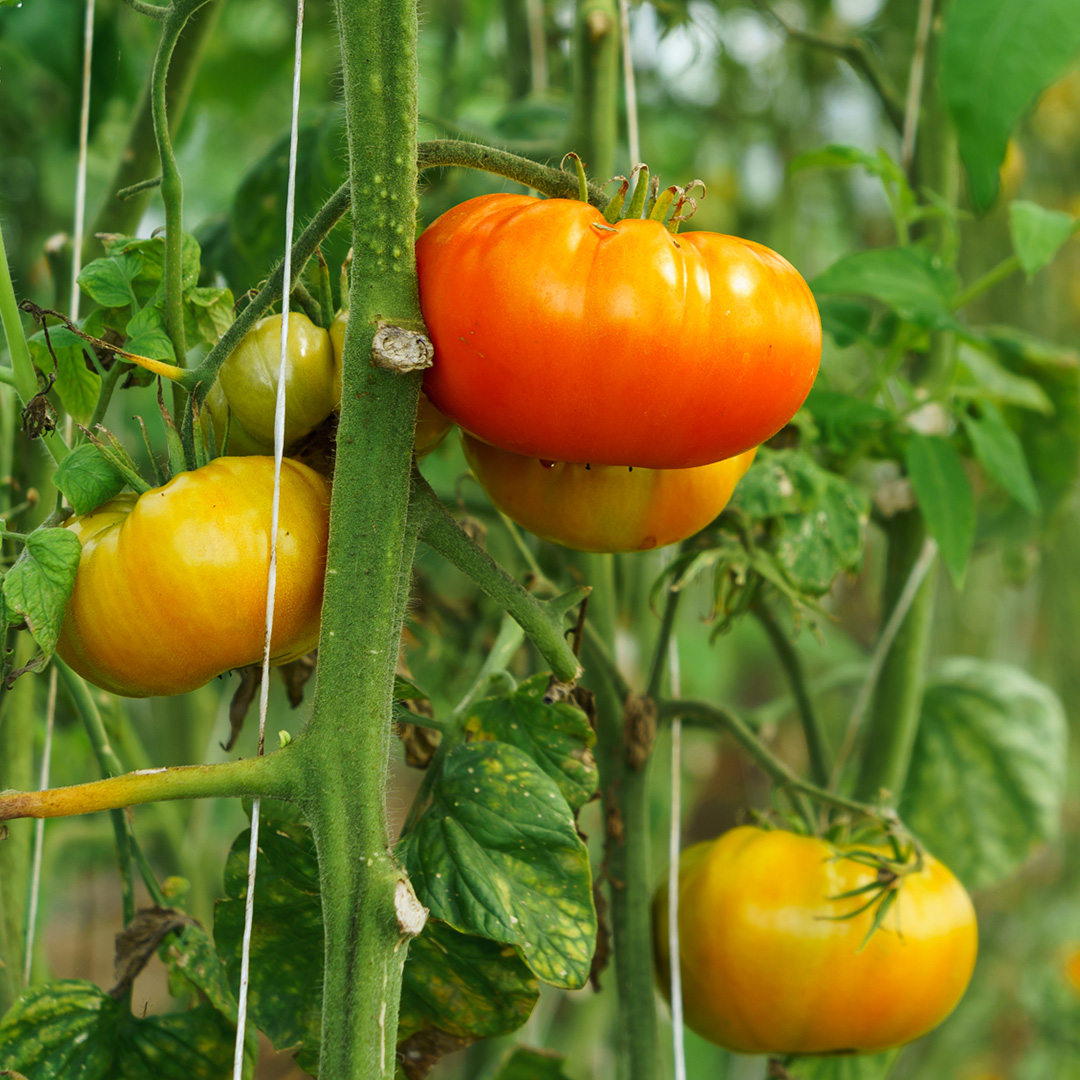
[55,457,331,698]
[653,827,978,1055]
[206,313,339,455]
[463,432,756,553]
[416,194,821,469]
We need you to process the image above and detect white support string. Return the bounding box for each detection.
[70,0,95,322]
[23,666,58,986]
[232,1,305,1074]
[666,603,686,1080]
[617,0,640,170]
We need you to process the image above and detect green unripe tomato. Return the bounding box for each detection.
[206,312,339,454]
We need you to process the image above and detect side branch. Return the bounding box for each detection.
[0,752,297,822]
[418,139,610,206]
[413,474,587,683]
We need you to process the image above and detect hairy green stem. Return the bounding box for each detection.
[415,476,586,683]
[91,1,220,246]
[657,699,881,824]
[0,636,37,1010]
[151,2,211,371]
[289,1,429,1075]
[586,605,660,1080]
[853,511,936,805]
[645,581,681,700]
[754,604,831,788]
[417,140,610,206]
[569,0,620,180]
[0,220,69,465]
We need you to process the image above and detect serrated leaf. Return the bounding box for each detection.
[487,1047,574,1080]
[904,434,974,586]
[463,673,597,813]
[1008,200,1076,276]
[960,403,1040,513]
[399,920,538,1043]
[53,444,127,515]
[941,0,1080,212]
[730,449,869,596]
[395,674,429,701]
[956,342,1054,414]
[811,247,960,330]
[214,817,323,1074]
[3,528,82,654]
[77,255,140,309]
[901,658,1067,890]
[0,979,240,1080]
[125,304,177,362]
[805,389,892,458]
[398,741,596,989]
[185,286,235,348]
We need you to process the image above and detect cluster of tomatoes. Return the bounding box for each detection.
[415,192,822,553]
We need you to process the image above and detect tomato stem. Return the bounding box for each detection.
[569,0,620,182]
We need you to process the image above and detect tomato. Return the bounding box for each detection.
[329,309,452,457]
[463,432,756,553]
[205,312,339,455]
[55,457,331,698]
[653,826,978,1055]
[415,194,821,469]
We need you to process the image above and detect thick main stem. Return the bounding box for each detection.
[853,511,936,804]
[569,0,620,180]
[586,555,659,1080]
[294,1,425,1076]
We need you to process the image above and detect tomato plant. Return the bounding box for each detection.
[653,826,978,1056]
[205,312,339,455]
[416,193,821,469]
[463,432,757,553]
[55,457,331,697]
[329,309,452,456]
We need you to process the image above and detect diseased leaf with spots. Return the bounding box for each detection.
[0,979,239,1080]
[215,816,323,1074]
[902,658,1067,891]
[2,528,82,654]
[463,673,597,812]
[729,448,869,596]
[398,741,596,989]
[25,326,101,424]
[399,919,538,1044]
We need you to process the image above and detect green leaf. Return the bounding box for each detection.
[53,443,127,515]
[214,816,323,1074]
[785,1050,899,1080]
[940,0,1080,212]
[124,304,177,363]
[955,342,1055,414]
[398,741,596,989]
[184,286,235,348]
[399,920,538,1044]
[811,247,960,330]
[2,528,82,654]
[0,979,240,1080]
[77,255,140,310]
[463,673,597,813]
[816,297,872,349]
[901,657,1067,890]
[904,434,974,586]
[805,388,892,458]
[487,1047,574,1080]
[394,674,430,701]
[730,448,869,596]
[1008,200,1076,276]
[960,403,1040,513]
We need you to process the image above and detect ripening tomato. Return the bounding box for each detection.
[205,312,339,455]
[653,826,978,1055]
[415,194,821,468]
[55,457,330,697]
[329,309,452,457]
[463,432,756,553]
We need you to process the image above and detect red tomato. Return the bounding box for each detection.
[463,432,756,553]
[416,194,820,468]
